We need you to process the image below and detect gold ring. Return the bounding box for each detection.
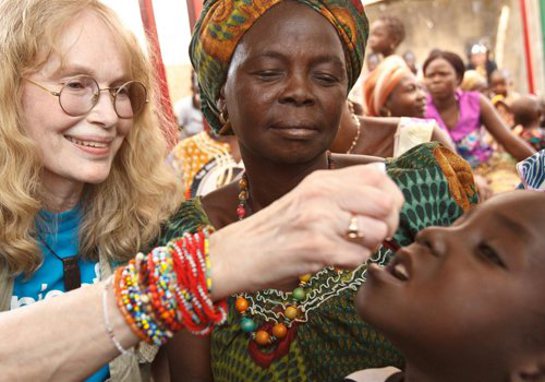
[346,215,364,240]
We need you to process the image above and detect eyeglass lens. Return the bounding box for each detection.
[59,76,147,118]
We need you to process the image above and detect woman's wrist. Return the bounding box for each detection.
[208,228,250,301]
[110,230,228,344]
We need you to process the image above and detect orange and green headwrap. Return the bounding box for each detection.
[189,0,369,134]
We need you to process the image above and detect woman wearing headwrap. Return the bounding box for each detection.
[329,56,453,158]
[363,55,420,118]
[163,1,477,381]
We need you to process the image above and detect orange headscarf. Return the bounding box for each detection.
[363,55,412,116]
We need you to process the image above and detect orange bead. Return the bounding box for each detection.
[235,296,249,313]
[284,306,298,320]
[299,274,311,283]
[254,330,270,346]
[272,323,288,339]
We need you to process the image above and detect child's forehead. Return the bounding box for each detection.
[469,192,545,229]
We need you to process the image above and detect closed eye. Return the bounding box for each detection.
[313,73,339,86]
[254,70,283,82]
[476,243,507,269]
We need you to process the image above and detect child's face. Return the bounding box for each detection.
[490,73,508,96]
[368,20,395,55]
[357,191,545,369]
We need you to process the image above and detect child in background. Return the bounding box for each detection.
[511,95,545,151]
[491,95,514,128]
[347,190,545,382]
[368,15,406,59]
[489,69,520,104]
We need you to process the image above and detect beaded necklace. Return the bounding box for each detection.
[233,153,375,367]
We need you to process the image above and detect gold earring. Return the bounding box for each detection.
[219,110,229,125]
[218,109,232,135]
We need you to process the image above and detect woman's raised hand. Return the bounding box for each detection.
[209,163,404,298]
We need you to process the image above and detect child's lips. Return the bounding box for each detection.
[385,250,412,282]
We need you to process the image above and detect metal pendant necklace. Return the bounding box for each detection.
[38,234,81,291]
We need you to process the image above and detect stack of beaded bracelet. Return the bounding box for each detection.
[113,227,227,346]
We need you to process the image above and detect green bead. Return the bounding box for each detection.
[293,287,306,301]
[240,317,257,333]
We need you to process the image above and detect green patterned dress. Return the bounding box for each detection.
[159,143,477,382]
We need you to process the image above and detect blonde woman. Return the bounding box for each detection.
[0,1,404,380]
[1,0,182,379]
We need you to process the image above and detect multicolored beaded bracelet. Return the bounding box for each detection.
[113,227,227,345]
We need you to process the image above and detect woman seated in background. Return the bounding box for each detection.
[164,1,478,381]
[423,50,534,167]
[423,50,535,196]
[330,55,453,158]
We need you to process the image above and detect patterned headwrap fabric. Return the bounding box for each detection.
[363,55,413,116]
[517,149,545,190]
[189,0,369,134]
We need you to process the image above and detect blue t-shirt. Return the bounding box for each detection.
[12,206,109,381]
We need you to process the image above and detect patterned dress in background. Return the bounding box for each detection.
[167,132,243,199]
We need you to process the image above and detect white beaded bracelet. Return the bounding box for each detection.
[102,277,132,356]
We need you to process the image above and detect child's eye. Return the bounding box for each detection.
[476,243,507,269]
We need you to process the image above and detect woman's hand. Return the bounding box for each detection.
[209,163,404,299]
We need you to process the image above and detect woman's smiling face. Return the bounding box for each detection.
[21,11,133,189]
[385,73,427,118]
[221,1,348,164]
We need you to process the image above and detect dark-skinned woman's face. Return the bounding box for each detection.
[385,73,426,118]
[221,2,348,164]
[424,57,460,100]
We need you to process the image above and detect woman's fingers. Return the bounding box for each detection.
[337,212,390,252]
[210,163,405,298]
[300,164,404,237]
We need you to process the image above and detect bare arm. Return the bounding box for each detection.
[0,164,403,381]
[431,125,455,152]
[479,94,535,161]
[0,280,134,381]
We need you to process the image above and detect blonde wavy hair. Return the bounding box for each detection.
[0,0,184,277]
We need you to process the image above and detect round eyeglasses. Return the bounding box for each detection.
[25,75,148,119]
